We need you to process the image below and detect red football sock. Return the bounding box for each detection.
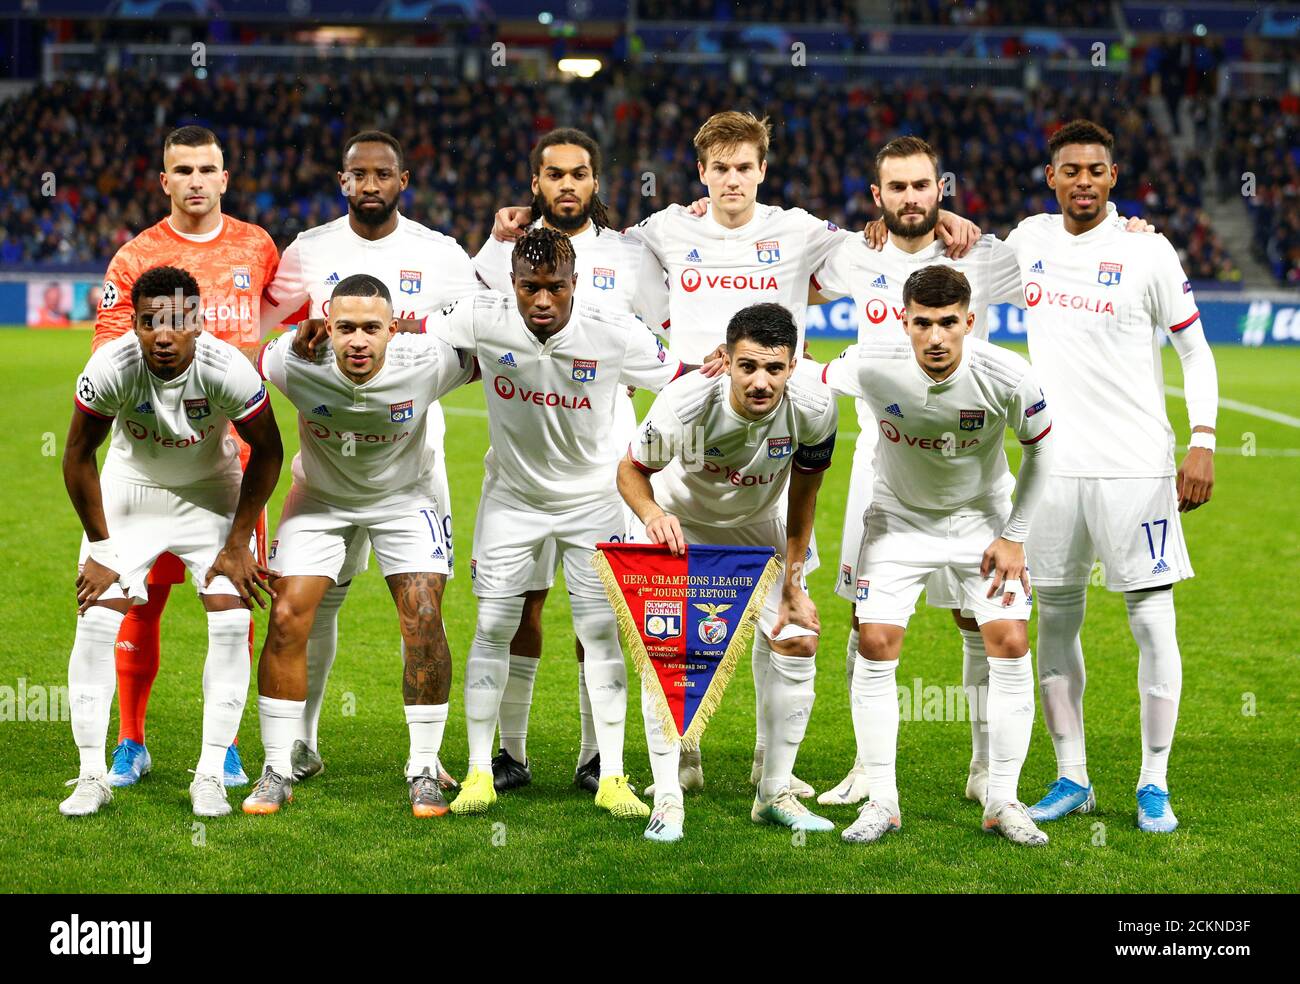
[114,585,171,744]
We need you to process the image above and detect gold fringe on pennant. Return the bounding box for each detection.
[591,548,783,752]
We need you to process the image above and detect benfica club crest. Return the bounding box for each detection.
[694,603,732,644]
[593,542,780,749]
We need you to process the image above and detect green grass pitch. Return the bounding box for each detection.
[1,331,1296,893]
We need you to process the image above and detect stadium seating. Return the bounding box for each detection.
[0,65,1244,283]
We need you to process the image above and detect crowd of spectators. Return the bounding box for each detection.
[635,0,856,22]
[891,0,1114,29]
[0,65,1246,283]
[1218,93,1300,284]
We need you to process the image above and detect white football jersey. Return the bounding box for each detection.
[822,337,1051,512]
[75,332,269,489]
[813,233,1023,429]
[1005,215,1199,478]
[429,293,686,510]
[473,220,667,326]
[631,371,839,527]
[626,203,848,363]
[257,330,475,508]
[260,212,483,330]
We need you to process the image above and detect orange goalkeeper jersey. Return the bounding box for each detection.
[93,215,280,352]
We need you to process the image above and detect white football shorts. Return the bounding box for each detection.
[836,428,965,612]
[1025,475,1192,591]
[80,477,242,603]
[853,492,1031,628]
[470,492,626,601]
[269,482,452,581]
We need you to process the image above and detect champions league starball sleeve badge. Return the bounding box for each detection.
[592,542,780,750]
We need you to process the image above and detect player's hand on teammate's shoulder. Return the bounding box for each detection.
[1123,215,1157,234]
[645,511,686,556]
[701,343,727,378]
[981,537,1030,607]
[686,197,710,217]
[935,210,981,258]
[206,544,276,609]
[291,318,328,360]
[1176,445,1215,512]
[76,558,120,615]
[863,218,887,251]
[492,205,533,242]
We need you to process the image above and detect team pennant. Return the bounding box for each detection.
[592,542,780,750]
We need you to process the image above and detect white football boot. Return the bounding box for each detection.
[59,775,113,817]
[983,801,1050,846]
[841,800,902,844]
[817,759,870,805]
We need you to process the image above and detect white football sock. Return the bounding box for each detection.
[641,680,681,804]
[463,595,524,773]
[497,654,538,762]
[1126,590,1182,790]
[759,651,817,800]
[852,657,900,811]
[572,594,626,779]
[577,664,598,768]
[302,580,348,751]
[845,626,859,691]
[960,627,990,766]
[751,633,772,756]
[405,703,448,778]
[68,606,124,778]
[198,609,251,777]
[258,695,305,778]
[985,652,1035,814]
[1035,585,1089,785]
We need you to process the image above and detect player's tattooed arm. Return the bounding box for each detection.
[207,406,285,609]
[63,408,117,613]
[388,572,452,704]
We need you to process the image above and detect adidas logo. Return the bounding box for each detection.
[1152,559,1170,575]
[885,403,904,418]
[497,352,517,367]
[704,446,724,457]
[431,547,444,559]
[311,404,331,417]
[467,675,496,691]
[1030,260,1044,273]
[134,400,153,414]
[324,271,340,285]
[685,248,701,262]
[871,274,888,289]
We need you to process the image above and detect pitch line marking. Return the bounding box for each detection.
[1165,386,1300,428]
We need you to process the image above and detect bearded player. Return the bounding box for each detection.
[93,126,281,788]
[61,266,282,818]
[1005,121,1218,833]
[472,127,668,795]
[259,130,480,787]
[619,302,839,842]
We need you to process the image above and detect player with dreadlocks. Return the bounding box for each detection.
[473,128,671,797]
[430,226,690,818]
